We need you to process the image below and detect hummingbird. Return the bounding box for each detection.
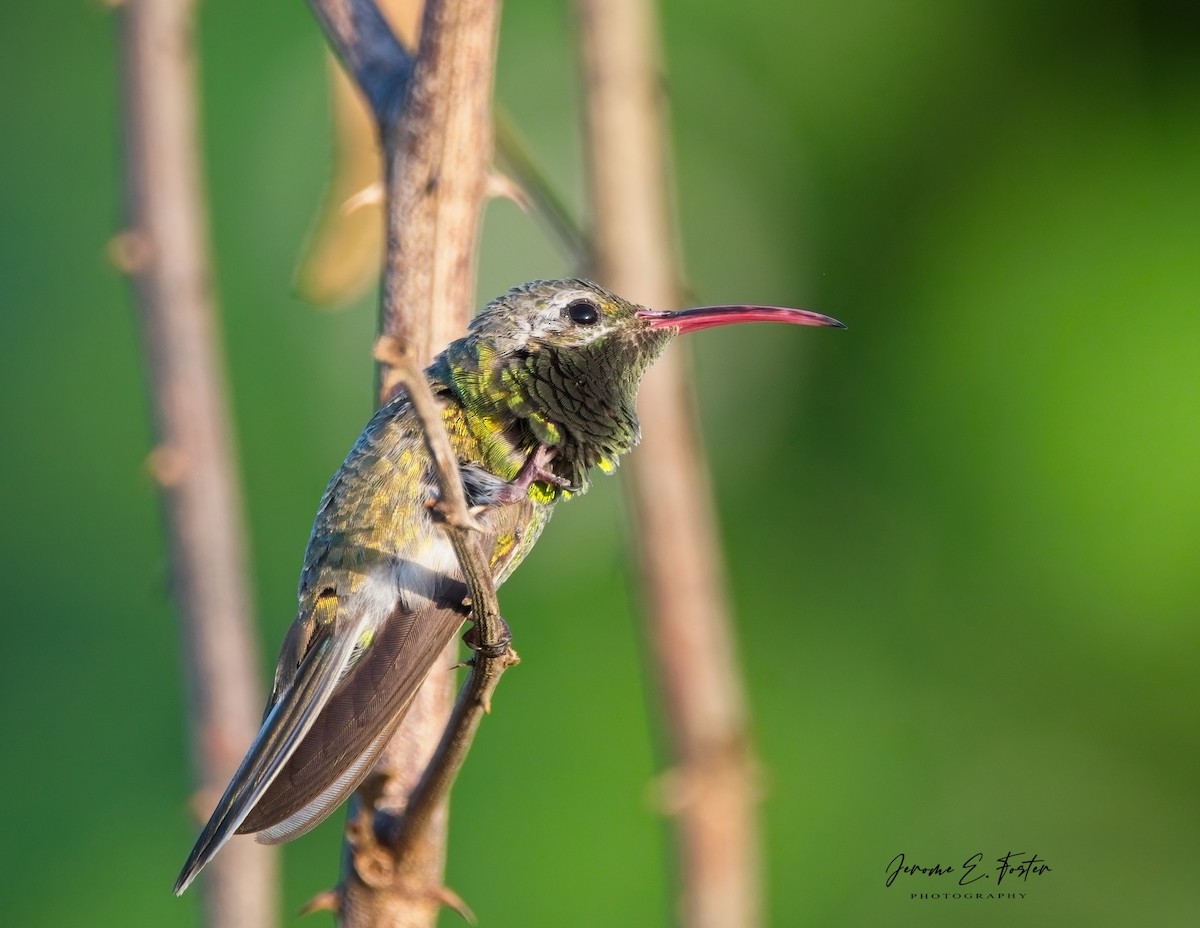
[174,278,843,894]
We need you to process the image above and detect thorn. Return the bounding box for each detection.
[648,766,698,816]
[485,168,532,214]
[433,498,484,533]
[339,181,384,216]
[146,444,188,487]
[448,508,485,534]
[106,229,152,274]
[299,887,341,917]
[648,750,765,814]
[372,334,408,369]
[187,786,221,824]
[373,336,414,402]
[433,884,477,924]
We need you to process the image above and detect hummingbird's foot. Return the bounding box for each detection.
[488,445,576,504]
[462,615,513,659]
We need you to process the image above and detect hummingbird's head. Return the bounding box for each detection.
[449,278,843,493]
[469,277,844,378]
[467,278,670,364]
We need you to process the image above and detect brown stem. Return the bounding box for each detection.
[576,1,763,927]
[115,1,277,926]
[376,0,501,384]
[308,1,502,925]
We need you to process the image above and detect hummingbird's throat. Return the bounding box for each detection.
[487,332,668,496]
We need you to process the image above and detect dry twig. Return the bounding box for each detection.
[577,1,763,926]
[115,0,277,925]
[373,347,520,859]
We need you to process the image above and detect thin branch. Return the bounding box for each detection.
[376,0,502,384]
[115,1,277,926]
[372,343,519,858]
[308,0,415,122]
[295,0,423,308]
[576,2,763,927]
[308,1,503,925]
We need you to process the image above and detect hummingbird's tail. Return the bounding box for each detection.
[173,613,368,895]
[174,588,471,894]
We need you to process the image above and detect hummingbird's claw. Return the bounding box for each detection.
[462,615,512,658]
[528,445,582,491]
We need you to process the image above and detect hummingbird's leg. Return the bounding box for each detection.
[483,444,576,506]
[462,614,513,659]
[433,446,566,513]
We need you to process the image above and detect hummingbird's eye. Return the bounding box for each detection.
[566,299,600,326]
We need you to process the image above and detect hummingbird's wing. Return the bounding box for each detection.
[238,586,470,843]
[238,496,548,843]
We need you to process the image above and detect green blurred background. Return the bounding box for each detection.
[2,1,1197,925]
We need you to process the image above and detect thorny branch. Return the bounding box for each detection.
[115,0,277,925]
[307,1,504,925]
